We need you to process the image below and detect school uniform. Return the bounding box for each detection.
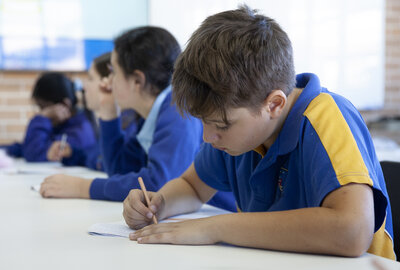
[61,110,141,172]
[2,111,96,162]
[90,86,237,212]
[194,73,395,259]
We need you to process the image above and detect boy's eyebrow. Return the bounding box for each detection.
[203,118,226,124]
[203,118,234,125]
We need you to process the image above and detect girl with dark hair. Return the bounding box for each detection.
[1,72,96,162]
[40,26,236,212]
[46,53,141,171]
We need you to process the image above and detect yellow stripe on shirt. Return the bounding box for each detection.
[303,93,373,186]
[368,218,396,260]
[304,93,396,259]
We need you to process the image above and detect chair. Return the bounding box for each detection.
[380,160,400,261]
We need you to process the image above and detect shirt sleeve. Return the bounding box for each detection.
[22,116,54,161]
[99,118,146,176]
[301,95,388,232]
[194,143,232,192]
[90,105,203,201]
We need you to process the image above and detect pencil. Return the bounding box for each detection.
[58,133,68,160]
[138,177,158,224]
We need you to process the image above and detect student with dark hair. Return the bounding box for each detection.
[1,72,96,162]
[46,53,140,171]
[122,6,395,259]
[39,26,236,212]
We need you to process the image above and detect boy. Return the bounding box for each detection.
[123,6,395,259]
[39,27,236,212]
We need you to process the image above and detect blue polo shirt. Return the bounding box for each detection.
[194,73,395,259]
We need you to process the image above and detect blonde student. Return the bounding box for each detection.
[40,27,236,212]
[123,6,395,259]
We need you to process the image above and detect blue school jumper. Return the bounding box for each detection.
[194,73,395,259]
[61,110,141,171]
[90,86,237,212]
[3,111,96,162]
[99,113,145,176]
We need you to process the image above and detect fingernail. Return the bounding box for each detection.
[146,212,153,219]
[150,205,156,212]
[129,233,135,240]
[137,237,142,243]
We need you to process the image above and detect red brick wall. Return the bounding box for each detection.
[0,72,87,144]
[361,0,400,122]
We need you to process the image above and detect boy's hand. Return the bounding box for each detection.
[129,217,218,245]
[123,189,165,230]
[39,174,92,199]
[47,141,72,161]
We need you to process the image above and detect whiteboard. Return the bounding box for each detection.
[0,0,148,71]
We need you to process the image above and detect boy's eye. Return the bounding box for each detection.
[215,125,230,131]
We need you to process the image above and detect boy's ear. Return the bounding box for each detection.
[265,90,287,118]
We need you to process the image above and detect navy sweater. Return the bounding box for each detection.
[62,110,141,171]
[90,92,237,212]
[2,111,96,162]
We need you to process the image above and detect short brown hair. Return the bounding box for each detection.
[172,5,296,123]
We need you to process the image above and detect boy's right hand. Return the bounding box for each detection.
[47,141,72,161]
[123,189,165,230]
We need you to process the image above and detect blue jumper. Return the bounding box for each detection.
[2,111,96,162]
[90,87,237,212]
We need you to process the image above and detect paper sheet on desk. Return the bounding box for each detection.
[88,205,231,238]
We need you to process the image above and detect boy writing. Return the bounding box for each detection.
[123,6,395,259]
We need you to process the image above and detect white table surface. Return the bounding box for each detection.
[0,162,399,270]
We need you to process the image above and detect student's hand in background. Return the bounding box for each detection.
[123,189,165,230]
[47,141,72,161]
[98,77,118,120]
[39,102,71,125]
[129,216,219,245]
[40,174,92,199]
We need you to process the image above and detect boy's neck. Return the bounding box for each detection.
[262,88,302,149]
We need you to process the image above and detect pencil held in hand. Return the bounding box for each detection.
[138,177,158,224]
[58,134,68,160]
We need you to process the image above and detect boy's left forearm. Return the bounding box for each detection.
[210,184,374,257]
[210,207,371,257]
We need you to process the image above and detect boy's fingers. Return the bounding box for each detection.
[149,193,164,213]
[123,190,153,224]
[136,232,175,244]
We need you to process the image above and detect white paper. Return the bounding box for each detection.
[88,205,231,238]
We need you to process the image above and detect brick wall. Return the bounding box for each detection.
[0,0,399,144]
[0,72,87,144]
[361,0,400,122]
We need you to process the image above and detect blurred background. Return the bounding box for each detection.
[0,0,398,144]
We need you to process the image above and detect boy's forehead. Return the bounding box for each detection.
[202,107,246,123]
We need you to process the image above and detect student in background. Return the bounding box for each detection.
[1,72,96,162]
[122,6,395,259]
[46,52,140,171]
[40,26,236,212]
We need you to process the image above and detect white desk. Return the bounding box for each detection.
[0,162,399,270]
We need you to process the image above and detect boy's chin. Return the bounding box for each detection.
[222,148,246,156]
